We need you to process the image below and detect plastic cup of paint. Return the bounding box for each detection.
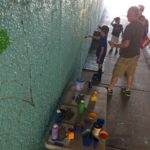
[99,130,109,140]
[88,112,97,120]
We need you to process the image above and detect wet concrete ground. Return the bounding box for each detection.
[104,50,150,150]
[102,6,150,150]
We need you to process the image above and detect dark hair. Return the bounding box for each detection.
[115,17,120,21]
[99,25,109,34]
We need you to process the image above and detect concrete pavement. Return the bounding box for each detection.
[83,41,150,150]
[102,47,150,150]
[83,4,150,148]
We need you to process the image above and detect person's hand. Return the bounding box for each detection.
[96,58,100,64]
[84,35,88,38]
[84,35,91,39]
[108,40,116,48]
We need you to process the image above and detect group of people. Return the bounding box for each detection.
[85,5,149,97]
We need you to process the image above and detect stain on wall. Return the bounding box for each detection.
[0,0,104,150]
[0,29,9,54]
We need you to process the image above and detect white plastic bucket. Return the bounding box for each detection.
[76,80,84,91]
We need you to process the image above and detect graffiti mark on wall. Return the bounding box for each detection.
[0,29,10,54]
[0,25,35,107]
[0,48,35,106]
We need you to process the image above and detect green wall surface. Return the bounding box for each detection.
[0,0,104,150]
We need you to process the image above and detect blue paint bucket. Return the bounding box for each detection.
[82,130,92,147]
[82,135,92,147]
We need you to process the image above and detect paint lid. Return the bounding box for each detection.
[80,100,85,103]
[53,124,58,128]
[56,109,61,113]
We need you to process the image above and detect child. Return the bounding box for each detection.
[85,25,109,81]
[90,25,101,51]
[109,17,123,55]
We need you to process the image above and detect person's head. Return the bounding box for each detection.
[99,25,109,37]
[138,5,144,16]
[114,17,120,24]
[127,6,140,22]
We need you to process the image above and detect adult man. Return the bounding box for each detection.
[107,6,144,97]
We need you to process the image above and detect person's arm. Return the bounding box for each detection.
[121,25,124,37]
[84,35,101,40]
[111,19,115,26]
[97,47,104,63]
[108,40,130,48]
[146,19,149,34]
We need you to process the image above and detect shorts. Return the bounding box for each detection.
[112,55,140,78]
[111,35,119,43]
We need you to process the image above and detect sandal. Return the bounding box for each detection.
[121,88,131,97]
[106,87,113,96]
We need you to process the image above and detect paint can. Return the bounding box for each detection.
[79,100,85,114]
[51,124,59,140]
[82,129,92,147]
[55,109,62,124]
[88,80,92,90]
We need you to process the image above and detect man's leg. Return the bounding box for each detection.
[126,55,139,91]
[106,76,118,95]
[108,76,118,91]
[121,75,133,97]
[107,57,126,95]
[122,55,139,96]
[127,75,134,90]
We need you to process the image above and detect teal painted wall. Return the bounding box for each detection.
[0,0,104,150]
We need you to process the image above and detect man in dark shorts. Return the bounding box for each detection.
[107,6,144,96]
